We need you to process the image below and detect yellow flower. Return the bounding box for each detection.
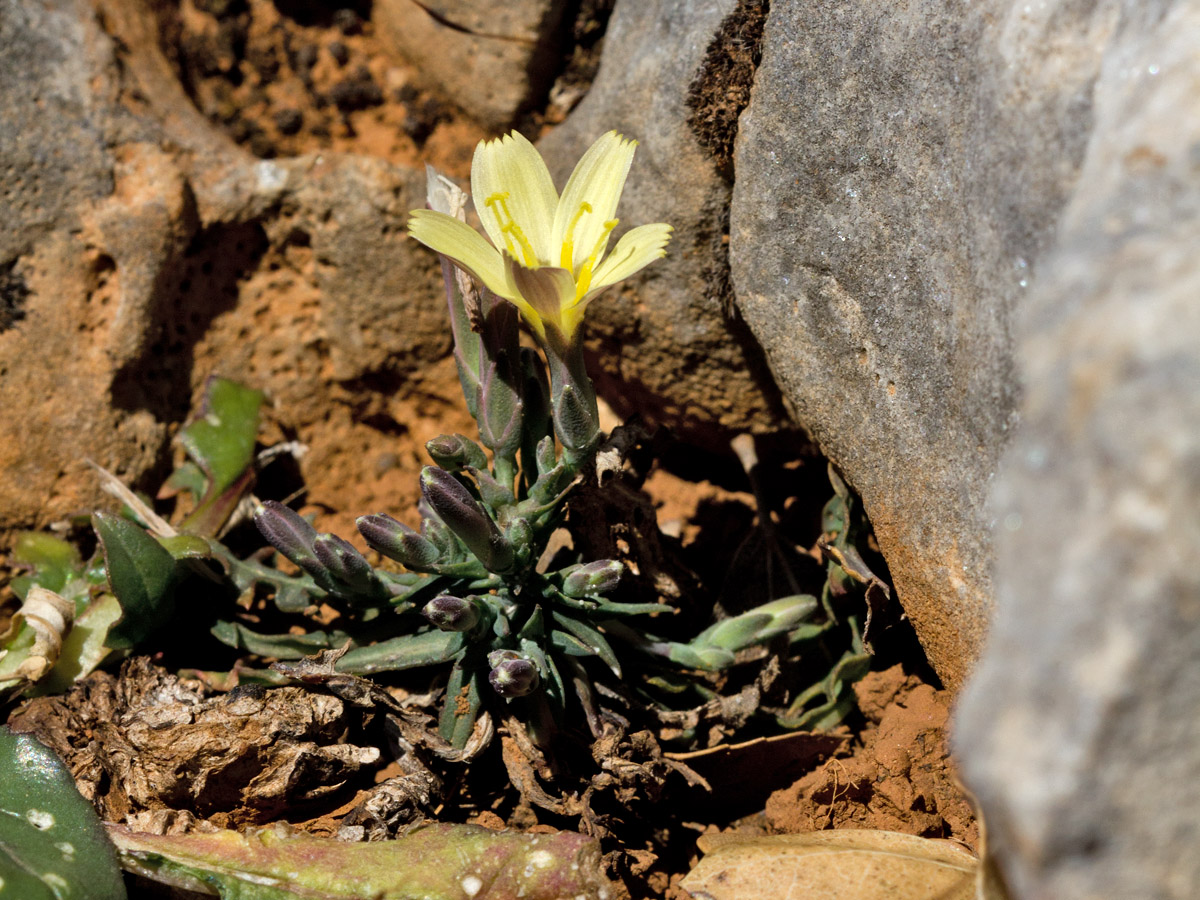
[408,131,672,344]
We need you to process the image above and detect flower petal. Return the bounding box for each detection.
[589,223,673,290]
[408,209,512,299]
[504,256,576,338]
[471,132,559,265]
[553,132,637,273]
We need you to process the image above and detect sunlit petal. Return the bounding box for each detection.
[408,209,512,299]
[553,132,637,273]
[472,133,558,265]
[589,223,673,291]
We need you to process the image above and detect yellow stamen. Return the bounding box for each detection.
[560,201,594,270]
[485,192,538,267]
[573,218,619,303]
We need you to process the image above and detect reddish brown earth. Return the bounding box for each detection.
[765,665,978,850]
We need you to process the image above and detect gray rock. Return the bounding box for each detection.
[0,0,113,262]
[729,0,1112,686]
[374,0,569,130]
[955,3,1200,898]
[538,0,788,448]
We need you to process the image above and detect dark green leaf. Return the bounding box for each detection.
[92,513,178,650]
[0,726,127,900]
[549,613,621,676]
[439,659,482,749]
[210,622,352,659]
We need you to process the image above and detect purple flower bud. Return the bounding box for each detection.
[422,594,481,632]
[420,467,515,573]
[477,347,524,462]
[426,433,488,471]
[562,559,625,598]
[488,655,540,698]
[255,501,316,558]
[312,533,377,593]
[357,514,441,569]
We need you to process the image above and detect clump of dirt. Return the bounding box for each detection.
[158,0,484,175]
[8,657,380,833]
[686,0,768,178]
[763,664,979,849]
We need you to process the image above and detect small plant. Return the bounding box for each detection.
[3,131,878,759]
[256,130,814,747]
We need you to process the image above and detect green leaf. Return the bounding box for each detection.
[0,726,127,900]
[177,377,265,537]
[10,533,83,596]
[549,613,621,676]
[107,821,610,900]
[439,658,482,749]
[210,622,351,659]
[92,513,178,651]
[335,631,462,675]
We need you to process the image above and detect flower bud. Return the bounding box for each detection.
[477,356,524,462]
[466,466,516,511]
[562,559,625,598]
[255,500,317,565]
[422,594,482,632]
[426,433,489,472]
[534,435,557,477]
[357,513,441,569]
[312,533,377,594]
[420,466,515,573]
[488,654,540,698]
[553,383,599,460]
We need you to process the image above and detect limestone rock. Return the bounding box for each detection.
[729,0,1116,686]
[0,0,168,532]
[954,3,1200,898]
[0,0,450,536]
[537,0,787,447]
[374,0,568,130]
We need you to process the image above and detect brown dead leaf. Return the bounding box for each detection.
[681,829,978,900]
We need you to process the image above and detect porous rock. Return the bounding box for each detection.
[373,0,569,130]
[954,3,1200,898]
[729,0,1115,686]
[0,0,449,536]
[0,0,169,533]
[537,0,788,448]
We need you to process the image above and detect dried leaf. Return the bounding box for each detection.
[681,829,978,900]
[109,821,613,900]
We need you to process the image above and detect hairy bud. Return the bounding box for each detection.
[487,651,540,697]
[357,513,441,569]
[423,594,482,632]
[255,501,317,565]
[426,433,489,472]
[312,533,378,595]
[562,559,625,598]
[420,467,515,573]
